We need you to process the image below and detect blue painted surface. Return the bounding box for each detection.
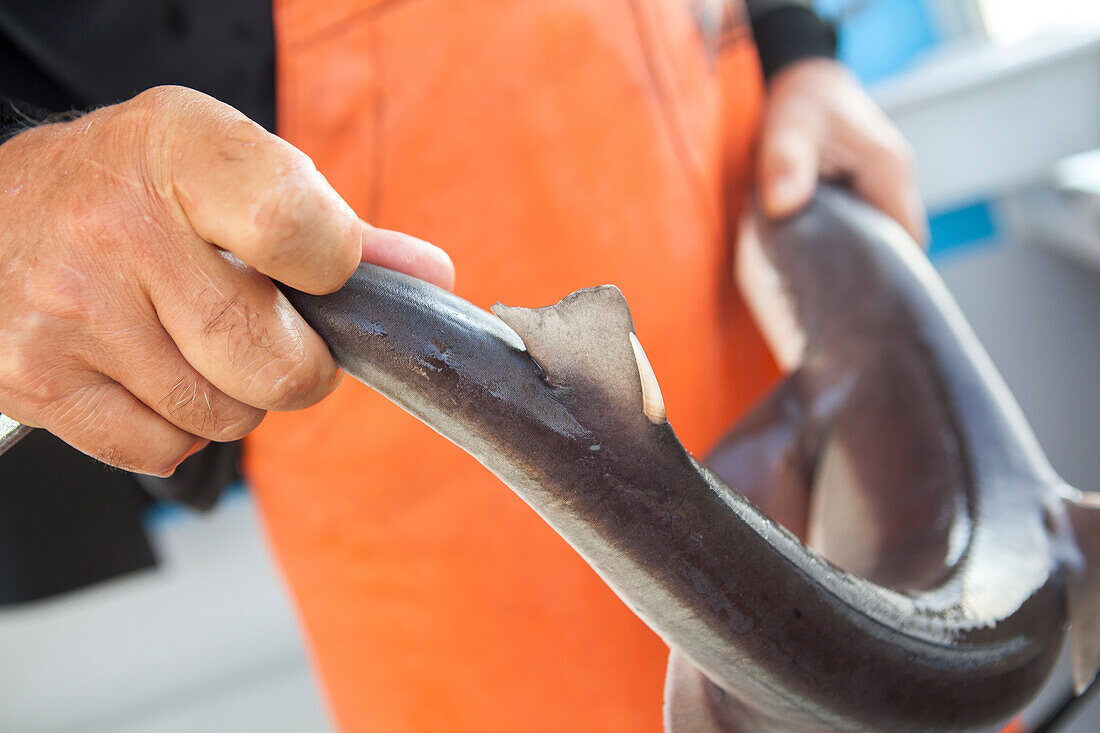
[143,482,249,531]
[927,199,1001,258]
[815,0,940,84]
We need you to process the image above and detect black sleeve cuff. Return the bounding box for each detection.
[750,5,838,81]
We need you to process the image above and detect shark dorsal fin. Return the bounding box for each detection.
[492,286,665,426]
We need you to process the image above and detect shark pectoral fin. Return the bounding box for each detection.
[704,371,814,538]
[1063,490,1100,693]
[664,650,741,733]
[492,286,662,426]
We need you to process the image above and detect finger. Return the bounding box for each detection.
[360,221,456,291]
[758,119,820,219]
[894,186,929,248]
[90,316,266,441]
[848,136,929,246]
[18,374,204,476]
[147,242,341,412]
[161,89,361,295]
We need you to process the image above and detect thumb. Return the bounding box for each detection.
[759,122,819,219]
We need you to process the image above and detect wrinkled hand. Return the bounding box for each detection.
[0,86,454,475]
[757,58,927,244]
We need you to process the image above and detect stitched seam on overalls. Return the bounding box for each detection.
[367,18,385,221]
[287,0,423,50]
[623,0,718,227]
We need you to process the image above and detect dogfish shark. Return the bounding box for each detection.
[0,187,1095,730]
[277,186,1100,732]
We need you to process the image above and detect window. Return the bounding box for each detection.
[975,0,1100,43]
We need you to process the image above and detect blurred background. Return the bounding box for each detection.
[1,1,1099,730]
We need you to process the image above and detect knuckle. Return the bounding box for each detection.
[0,282,91,413]
[19,375,69,416]
[28,378,190,477]
[132,85,189,110]
[192,286,331,409]
[210,117,275,166]
[198,288,275,362]
[137,445,193,477]
[97,437,196,478]
[211,409,265,441]
[19,263,95,326]
[43,381,118,449]
[120,87,187,137]
[249,176,313,261]
[74,96,182,229]
[91,445,131,471]
[327,208,364,282]
[129,85,209,125]
[222,112,267,136]
[1,354,79,417]
[160,376,262,440]
[260,350,329,409]
[0,327,37,391]
[242,157,358,293]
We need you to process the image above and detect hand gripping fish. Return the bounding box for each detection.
[0,187,1094,730]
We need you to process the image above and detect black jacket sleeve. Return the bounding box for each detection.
[0,0,275,129]
[745,0,838,80]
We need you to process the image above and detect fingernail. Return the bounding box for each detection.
[425,242,456,291]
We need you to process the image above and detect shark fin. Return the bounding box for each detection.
[664,650,739,733]
[704,372,813,538]
[492,286,662,426]
[1063,489,1100,693]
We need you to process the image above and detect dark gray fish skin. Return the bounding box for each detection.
[684,186,1094,731]
[279,187,1086,733]
[728,186,1079,603]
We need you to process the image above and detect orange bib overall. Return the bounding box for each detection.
[245,1,774,730]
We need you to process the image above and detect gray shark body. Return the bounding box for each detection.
[279,187,1098,732]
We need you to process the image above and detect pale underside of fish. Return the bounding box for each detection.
[277,186,1100,732]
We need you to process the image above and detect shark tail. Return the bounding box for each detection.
[1063,488,1100,693]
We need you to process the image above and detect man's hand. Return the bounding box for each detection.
[757,58,928,244]
[0,86,454,476]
